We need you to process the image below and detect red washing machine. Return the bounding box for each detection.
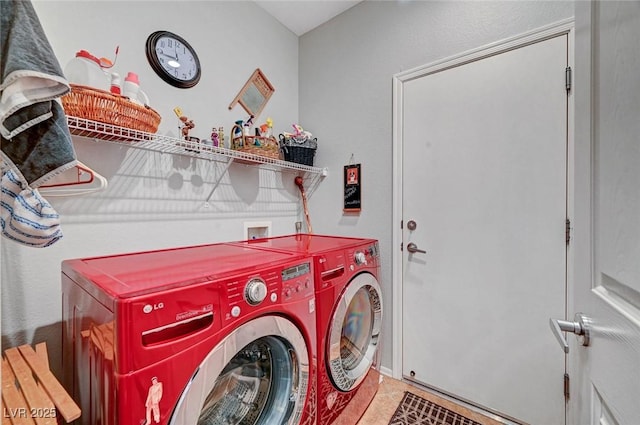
[61,243,317,425]
[231,235,383,425]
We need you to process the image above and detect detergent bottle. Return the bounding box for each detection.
[122,72,150,106]
[64,50,111,91]
[110,72,122,95]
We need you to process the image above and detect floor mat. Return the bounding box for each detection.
[388,391,483,425]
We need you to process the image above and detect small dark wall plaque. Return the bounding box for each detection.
[344,164,361,212]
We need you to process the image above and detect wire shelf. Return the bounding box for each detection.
[66,116,328,175]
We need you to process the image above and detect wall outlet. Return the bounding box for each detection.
[244,221,272,240]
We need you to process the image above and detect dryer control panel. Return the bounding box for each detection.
[350,241,380,269]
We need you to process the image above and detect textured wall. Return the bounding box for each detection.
[1,0,300,377]
[299,0,574,371]
[2,0,577,384]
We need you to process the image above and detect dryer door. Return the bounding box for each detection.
[169,316,309,425]
[327,272,383,391]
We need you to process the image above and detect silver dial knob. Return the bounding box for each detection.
[354,251,367,265]
[245,278,267,305]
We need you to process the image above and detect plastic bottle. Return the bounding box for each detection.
[123,72,150,105]
[266,117,273,138]
[123,72,141,104]
[218,127,225,148]
[63,50,110,91]
[110,73,121,95]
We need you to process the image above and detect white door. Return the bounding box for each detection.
[399,32,569,424]
[568,2,640,424]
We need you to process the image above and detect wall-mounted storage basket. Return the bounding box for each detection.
[279,134,317,166]
[61,84,161,134]
[230,125,280,160]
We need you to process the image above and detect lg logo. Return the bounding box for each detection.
[143,303,164,314]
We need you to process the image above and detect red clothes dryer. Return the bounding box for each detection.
[231,235,383,425]
[61,243,317,425]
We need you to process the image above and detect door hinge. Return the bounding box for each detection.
[565,67,572,91]
[564,373,570,401]
[401,220,404,229]
[400,242,404,251]
[566,218,571,244]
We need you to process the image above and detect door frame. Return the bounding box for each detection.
[570,5,592,423]
[390,18,576,388]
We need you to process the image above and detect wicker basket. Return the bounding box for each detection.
[61,84,161,134]
[231,125,280,160]
[279,134,317,166]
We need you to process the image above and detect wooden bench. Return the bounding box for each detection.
[1,342,80,425]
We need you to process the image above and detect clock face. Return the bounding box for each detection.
[146,31,201,88]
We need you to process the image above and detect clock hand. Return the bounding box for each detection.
[157,49,178,60]
[158,51,181,68]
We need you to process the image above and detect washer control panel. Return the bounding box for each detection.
[225,260,314,322]
[281,262,312,300]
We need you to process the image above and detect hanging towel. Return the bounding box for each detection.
[1,0,77,188]
[2,100,77,187]
[0,167,62,247]
[0,0,76,247]
[1,0,71,139]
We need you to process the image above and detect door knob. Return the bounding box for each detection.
[549,313,591,353]
[406,243,426,254]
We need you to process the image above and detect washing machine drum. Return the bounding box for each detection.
[170,316,309,425]
[327,272,383,392]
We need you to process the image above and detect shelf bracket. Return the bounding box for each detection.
[204,157,235,207]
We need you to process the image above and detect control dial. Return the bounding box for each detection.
[354,251,367,265]
[245,278,268,305]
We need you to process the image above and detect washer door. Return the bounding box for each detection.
[327,272,383,392]
[169,316,309,425]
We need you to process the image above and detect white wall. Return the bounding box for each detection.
[1,1,300,377]
[299,0,574,372]
[1,0,577,383]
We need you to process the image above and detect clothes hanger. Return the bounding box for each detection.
[39,161,108,196]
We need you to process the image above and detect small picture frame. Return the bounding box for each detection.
[344,164,361,212]
[347,166,359,185]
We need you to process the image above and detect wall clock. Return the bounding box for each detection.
[146,31,201,88]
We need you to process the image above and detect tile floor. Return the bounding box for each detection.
[356,375,507,425]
